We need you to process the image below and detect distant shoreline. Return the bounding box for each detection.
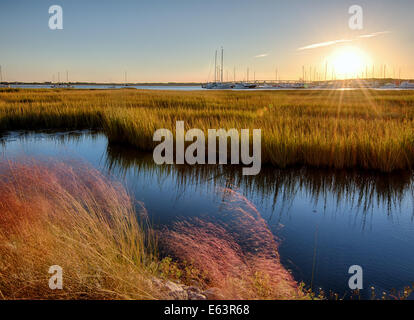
[0,82,203,86]
[1,79,413,86]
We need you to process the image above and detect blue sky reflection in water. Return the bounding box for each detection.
[1,131,414,299]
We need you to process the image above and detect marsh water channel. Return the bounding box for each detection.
[1,130,414,299]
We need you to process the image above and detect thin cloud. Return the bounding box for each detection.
[358,31,391,38]
[297,31,390,51]
[254,53,269,58]
[297,39,352,51]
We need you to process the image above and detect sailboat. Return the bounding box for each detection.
[233,68,257,89]
[0,66,10,88]
[62,71,74,88]
[233,82,256,89]
[52,71,74,88]
[202,48,234,89]
[122,71,135,88]
[381,82,398,89]
[400,81,414,89]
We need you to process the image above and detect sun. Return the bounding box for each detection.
[330,46,371,79]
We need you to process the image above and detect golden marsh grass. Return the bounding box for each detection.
[0,159,304,299]
[0,160,164,299]
[1,88,413,171]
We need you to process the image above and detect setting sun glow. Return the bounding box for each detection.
[330,46,371,79]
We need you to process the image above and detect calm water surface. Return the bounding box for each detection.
[1,131,414,299]
[8,84,414,91]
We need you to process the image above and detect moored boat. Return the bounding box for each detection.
[400,81,414,89]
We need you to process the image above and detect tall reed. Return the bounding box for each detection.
[1,88,414,171]
[0,159,163,299]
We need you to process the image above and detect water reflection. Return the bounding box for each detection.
[159,188,301,299]
[105,143,414,227]
[2,131,414,298]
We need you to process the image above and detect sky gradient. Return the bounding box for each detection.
[0,0,413,82]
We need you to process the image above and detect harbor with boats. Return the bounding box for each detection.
[202,79,414,90]
[1,50,414,91]
[201,47,414,90]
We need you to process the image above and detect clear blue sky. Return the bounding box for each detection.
[0,0,413,82]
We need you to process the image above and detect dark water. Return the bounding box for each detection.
[1,130,414,299]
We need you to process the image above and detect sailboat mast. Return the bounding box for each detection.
[221,47,223,83]
[0,66,2,83]
[214,50,217,82]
